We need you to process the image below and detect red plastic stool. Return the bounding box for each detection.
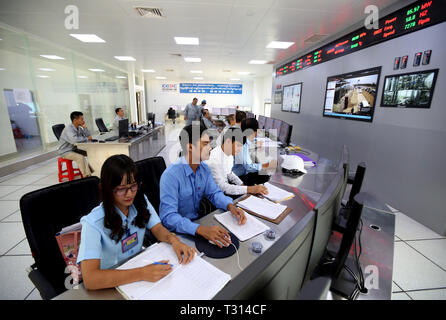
[58,157,83,182]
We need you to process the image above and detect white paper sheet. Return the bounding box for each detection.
[214,211,270,241]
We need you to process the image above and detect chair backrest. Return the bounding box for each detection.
[95,118,109,133]
[135,157,167,213]
[20,177,100,298]
[52,124,65,141]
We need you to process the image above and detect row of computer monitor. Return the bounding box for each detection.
[212,107,237,116]
[257,115,293,146]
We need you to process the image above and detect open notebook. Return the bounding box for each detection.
[116,242,230,300]
[263,182,295,203]
[237,196,288,220]
[214,211,269,241]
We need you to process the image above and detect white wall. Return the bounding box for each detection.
[145,80,254,122]
[253,75,273,116]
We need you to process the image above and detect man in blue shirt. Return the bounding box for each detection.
[160,124,246,247]
[184,98,202,126]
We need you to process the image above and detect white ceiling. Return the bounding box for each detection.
[0,0,402,81]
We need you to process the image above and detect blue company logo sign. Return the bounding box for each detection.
[180,83,242,94]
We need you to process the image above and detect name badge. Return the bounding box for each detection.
[122,232,138,253]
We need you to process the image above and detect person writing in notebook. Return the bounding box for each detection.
[77,154,197,290]
[159,124,247,248]
[206,127,268,198]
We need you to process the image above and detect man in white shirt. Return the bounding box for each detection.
[206,127,268,197]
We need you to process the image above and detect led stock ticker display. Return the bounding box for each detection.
[276,0,446,77]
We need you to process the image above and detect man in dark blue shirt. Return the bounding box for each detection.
[160,124,246,247]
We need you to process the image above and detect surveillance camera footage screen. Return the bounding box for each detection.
[323,67,381,122]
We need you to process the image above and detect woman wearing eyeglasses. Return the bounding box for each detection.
[77,154,197,290]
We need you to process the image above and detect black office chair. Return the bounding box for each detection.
[95,118,109,133]
[20,177,100,300]
[135,157,167,213]
[52,124,65,141]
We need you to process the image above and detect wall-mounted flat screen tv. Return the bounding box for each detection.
[323,66,381,122]
[381,69,438,108]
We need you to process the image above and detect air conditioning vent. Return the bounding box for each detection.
[304,33,327,44]
[135,7,164,18]
[165,69,175,72]
[169,53,182,57]
[222,70,231,72]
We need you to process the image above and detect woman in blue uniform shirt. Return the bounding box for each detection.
[77,154,197,290]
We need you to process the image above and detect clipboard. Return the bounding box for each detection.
[235,195,293,224]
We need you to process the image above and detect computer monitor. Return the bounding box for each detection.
[95,118,108,133]
[271,119,282,137]
[118,118,129,138]
[257,115,266,129]
[278,122,292,146]
[264,117,274,131]
[246,112,254,119]
[147,112,155,126]
[213,108,221,116]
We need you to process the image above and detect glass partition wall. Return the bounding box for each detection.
[0,25,130,164]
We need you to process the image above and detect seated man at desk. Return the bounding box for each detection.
[232,118,277,186]
[159,124,247,247]
[113,107,136,130]
[206,127,268,198]
[202,108,218,130]
[58,111,93,177]
[77,154,197,290]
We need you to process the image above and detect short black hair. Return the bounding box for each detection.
[70,111,83,122]
[241,118,259,132]
[179,124,207,153]
[193,97,198,101]
[202,109,209,116]
[221,127,243,146]
[115,107,122,114]
[236,110,246,123]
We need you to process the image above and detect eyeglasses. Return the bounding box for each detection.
[114,182,140,197]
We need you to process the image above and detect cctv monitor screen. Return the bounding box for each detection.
[381,69,438,108]
[323,66,381,122]
[264,117,274,131]
[257,115,266,129]
[213,108,221,115]
[118,118,129,138]
[279,122,292,145]
[221,108,229,115]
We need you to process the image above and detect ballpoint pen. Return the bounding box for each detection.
[153,262,174,267]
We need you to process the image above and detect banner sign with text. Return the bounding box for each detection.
[179,83,242,94]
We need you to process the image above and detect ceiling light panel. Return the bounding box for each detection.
[69,34,106,43]
[174,37,199,45]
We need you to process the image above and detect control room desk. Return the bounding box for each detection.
[76,126,166,177]
[54,146,395,300]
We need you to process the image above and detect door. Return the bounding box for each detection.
[264,102,271,117]
[4,88,42,154]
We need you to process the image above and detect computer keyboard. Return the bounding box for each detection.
[104,135,119,141]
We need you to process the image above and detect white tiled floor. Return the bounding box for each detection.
[0,123,445,300]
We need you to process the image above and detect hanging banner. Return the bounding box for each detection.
[180,83,242,94]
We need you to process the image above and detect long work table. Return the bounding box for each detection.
[54,145,395,300]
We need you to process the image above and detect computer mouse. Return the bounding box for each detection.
[208,239,230,247]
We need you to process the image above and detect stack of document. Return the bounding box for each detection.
[237,196,287,220]
[116,242,230,300]
[263,182,295,203]
[214,211,270,241]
